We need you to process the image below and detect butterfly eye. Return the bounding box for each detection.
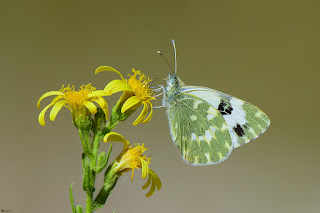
[166,73,178,86]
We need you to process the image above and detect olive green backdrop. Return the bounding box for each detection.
[1,0,319,212]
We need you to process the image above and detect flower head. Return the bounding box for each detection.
[37,84,108,127]
[104,132,161,196]
[95,66,155,125]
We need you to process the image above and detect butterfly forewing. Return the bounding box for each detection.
[181,86,270,148]
[167,93,233,165]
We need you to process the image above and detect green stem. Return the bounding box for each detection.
[103,116,119,135]
[79,129,92,155]
[84,113,120,212]
[79,104,126,212]
[91,133,103,170]
[92,166,120,211]
[86,191,93,213]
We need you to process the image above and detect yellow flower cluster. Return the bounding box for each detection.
[37,66,161,198]
[37,66,155,126]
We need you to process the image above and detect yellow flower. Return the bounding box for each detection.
[37,84,108,126]
[95,66,155,125]
[104,132,161,197]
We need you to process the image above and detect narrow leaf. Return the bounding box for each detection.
[69,184,76,213]
[96,144,113,173]
[96,152,107,174]
[82,154,91,191]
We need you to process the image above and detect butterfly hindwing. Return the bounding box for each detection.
[167,93,233,165]
[181,86,270,148]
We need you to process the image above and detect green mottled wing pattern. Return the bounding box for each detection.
[182,86,270,148]
[167,93,233,165]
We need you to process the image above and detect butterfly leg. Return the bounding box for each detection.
[150,85,167,109]
[152,105,166,109]
[151,85,166,98]
[154,92,165,97]
[151,85,165,92]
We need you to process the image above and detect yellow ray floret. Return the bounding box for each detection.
[94,66,155,125]
[37,84,108,126]
[142,169,162,197]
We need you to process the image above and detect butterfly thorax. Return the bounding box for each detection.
[163,73,185,107]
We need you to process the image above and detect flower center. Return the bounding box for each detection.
[127,70,155,101]
[120,143,150,169]
[61,84,96,106]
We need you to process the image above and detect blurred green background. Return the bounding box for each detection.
[1,0,319,212]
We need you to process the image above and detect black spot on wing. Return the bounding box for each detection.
[233,124,245,137]
[218,99,233,115]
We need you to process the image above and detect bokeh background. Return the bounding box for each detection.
[1,0,319,212]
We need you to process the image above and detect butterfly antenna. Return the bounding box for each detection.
[149,77,162,87]
[157,50,174,73]
[172,39,177,74]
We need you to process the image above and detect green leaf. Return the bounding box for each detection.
[75,205,83,213]
[96,144,113,174]
[96,152,107,173]
[82,153,94,192]
[69,184,76,213]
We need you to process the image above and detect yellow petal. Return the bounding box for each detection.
[145,181,155,197]
[142,102,153,123]
[143,169,161,197]
[83,101,97,114]
[38,102,55,126]
[37,91,64,108]
[49,100,67,121]
[121,96,140,113]
[88,90,109,98]
[51,95,64,104]
[95,66,125,81]
[110,84,132,94]
[103,132,129,152]
[142,174,151,190]
[94,96,105,108]
[94,97,109,119]
[104,79,132,94]
[139,157,149,179]
[149,169,162,191]
[132,102,148,126]
[104,132,127,143]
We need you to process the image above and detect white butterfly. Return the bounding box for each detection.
[157,40,270,165]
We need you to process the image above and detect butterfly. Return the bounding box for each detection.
[159,40,270,165]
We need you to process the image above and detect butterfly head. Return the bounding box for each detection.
[166,73,178,86]
[166,73,185,90]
